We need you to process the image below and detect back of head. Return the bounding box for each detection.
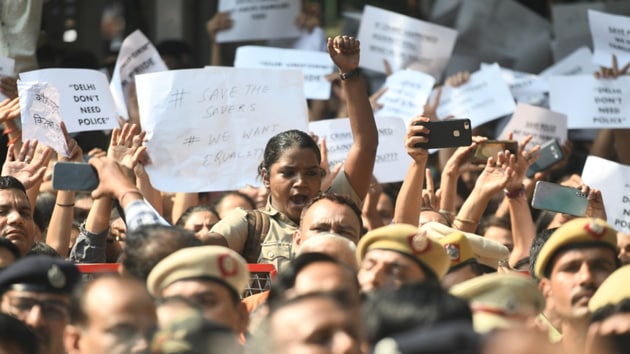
[363,281,472,346]
[121,225,202,280]
[0,312,39,354]
[297,233,358,269]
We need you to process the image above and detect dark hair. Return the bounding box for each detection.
[175,205,220,227]
[529,228,557,281]
[34,192,56,235]
[0,176,27,194]
[0,237,21,264]
[26,242,62,258]
[590,298,630,354]
[214,191,256,213]
[301,192,363,233]
[479,215,511,235]
[362,281,472,345]
[0,313,39,354]
[257,130,320,180]
[267,252,358,310]
[121,225,202,280]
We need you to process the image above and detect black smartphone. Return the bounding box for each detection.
[470,140,518,165]
[531,181,588,216]
[52,162,99,191]
[526,139,564,178]
[413,118,472,149]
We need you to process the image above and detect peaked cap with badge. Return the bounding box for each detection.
[588,265,630,314]
[534,217,618,279]
[0,255,80,294]
[356,223,450,280]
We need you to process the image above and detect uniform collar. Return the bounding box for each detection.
[262,196,299,227]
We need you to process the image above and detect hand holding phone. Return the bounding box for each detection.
[52,162,99,191]
[470,140,518,165]
[531,181,588,216]
[526,139,564,178]
[413,118,472,149]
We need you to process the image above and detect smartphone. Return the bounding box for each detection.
[531,181,588,216]
[52,162,99,191]
[470,140,518,164]
[526,139,564,178]
[413,118,472,149]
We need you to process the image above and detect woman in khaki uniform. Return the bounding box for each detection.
[206,35,378,272]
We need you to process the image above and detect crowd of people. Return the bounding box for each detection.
[0,1,629,354]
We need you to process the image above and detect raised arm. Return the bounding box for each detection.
[327,35,378,200]
[393,116,430,225]
[1,140,51,211]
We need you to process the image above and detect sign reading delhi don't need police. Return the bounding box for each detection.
[19,68,119,133]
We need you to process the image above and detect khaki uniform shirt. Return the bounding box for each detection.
[210,171,360,271]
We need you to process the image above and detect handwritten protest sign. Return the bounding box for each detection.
[19,69,119,133]
[234,46,333,100]
[540,47,598,77]
[498,104,567,147]
[357,5,457,79]
[549,75,630,129]
[435,64,516,127]
[136,67,308,192]
[110,30,168,120]
[309,117,409,183]
[216,0,300,43]
[17,81,68,156]
[582,155,630,233]
[482,63,548,105]
[375,69,435,124]
[589,10,630,68]
[0,56,15,102]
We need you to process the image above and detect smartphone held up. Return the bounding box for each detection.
[52,162,99,191]
[413,118,472,149]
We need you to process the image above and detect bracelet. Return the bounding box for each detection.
[504,184,525,199]
[454,216,479,225]
[118,189,142,204]
[339,68,360,81]
[56,202,75,208]
[438,209,456,217]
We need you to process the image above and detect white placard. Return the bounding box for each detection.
[582,155,630,233]
[234,46,333,100]
[18,81,68,156]
[0,56,15,102]
[589,10,630,68]
[375,69,435,123]
[19,69,119,133]
[549,75,630,129]
[540,46,599,77]
[357,5,457,79]
[309,116,409,183]
[498,104,567,147]
[110,30,168,120]
[435,64,516,127]
[216,0,300,43]
[482,63,548,104]
[136,67,308,192]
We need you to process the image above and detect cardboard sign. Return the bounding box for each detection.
[18,81,68,156]
[136,67,308,192]
[234,46,334,100]
[582,155,630,233]
[309,116,409,183]
[549,75,630,129]
[498,104,567,147]
[375,69,435,124]
[435,64,516,127]
[540,46,598,77]
[357,5,457,79]
[482,63,548,104]
[110,30,168,120]
[19,69,119,133]
[0,56,15,102]
[216,0,300,43]
[589,10,630,68]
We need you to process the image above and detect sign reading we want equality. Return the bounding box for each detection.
[357,5,457,79]
[136,67,308,192]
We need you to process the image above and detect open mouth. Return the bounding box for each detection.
[289,194,309,208]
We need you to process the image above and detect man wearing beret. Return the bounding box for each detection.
[147,245,249,334]
[534,217,619,354]
[356,223,449,293]
[0,255,80,354]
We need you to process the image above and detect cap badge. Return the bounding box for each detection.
[584,220,605,239]
[47,264,66,289]
[218,254,238,277]
[444,243,461,262]
[408,233,430,254]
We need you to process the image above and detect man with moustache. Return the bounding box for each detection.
[0,255,80,354]
[0,177,38,256]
